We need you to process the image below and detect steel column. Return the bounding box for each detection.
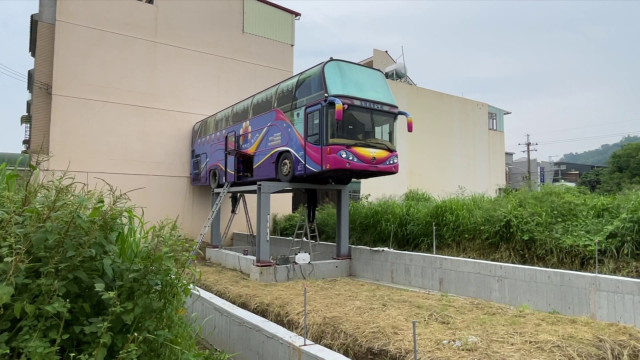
[335,187,350,259]
[210,191,222,247]
[255,185,272,265]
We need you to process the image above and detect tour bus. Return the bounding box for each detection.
[190,59,413,189]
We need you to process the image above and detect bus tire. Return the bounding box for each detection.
[277,152,294,183]
[209,169,219,190]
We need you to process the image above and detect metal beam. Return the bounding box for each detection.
[335,188,350,259]
[210,191,222,247]
[255,185,272,265]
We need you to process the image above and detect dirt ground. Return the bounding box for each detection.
[196,263,640,360]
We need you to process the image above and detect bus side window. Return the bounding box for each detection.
[294,66,324,109]
[274,75,299,114]
[251,86,277,118]
[232,98,252,124]
[306,110,320,145]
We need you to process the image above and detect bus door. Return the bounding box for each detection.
[224,131,237,183]
[304,104,323,176]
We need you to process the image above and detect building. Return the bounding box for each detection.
[355,50,509,198]
[551,162,607,184]
[507,157,554,189]
[21,0,299,242]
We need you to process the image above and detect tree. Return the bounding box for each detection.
[577,167,606,192]
[561,135,640,165]
[579,142,640,193]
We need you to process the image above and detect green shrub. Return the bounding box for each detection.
[0,163,226,359]
[273,186,640,277]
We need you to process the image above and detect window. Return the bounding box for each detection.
[215,108,232,131]
[251,86,277,117]
[231,98,252,124]
[488,112,498,130]
[306,110,320,145]
[205,115,215,135]
[274,75,299,113]
[293,65,324,108]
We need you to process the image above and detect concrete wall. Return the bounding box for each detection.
[205,248,350,283]
[233,232,336,261]
[350,246,640,327]
[360,50,506,199]
[186,286,349,360]
[232,232,640,327]
[38,0,295,240]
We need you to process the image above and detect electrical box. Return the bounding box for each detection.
[294,252,310,264]
[275,255,290,265]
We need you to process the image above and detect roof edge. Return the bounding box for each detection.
[257,0,301,18]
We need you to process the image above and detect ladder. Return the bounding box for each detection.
[288,208,320,262]
[221,193,255,252]
[190,182,231,262]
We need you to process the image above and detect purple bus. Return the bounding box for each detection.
[190,59,413,189]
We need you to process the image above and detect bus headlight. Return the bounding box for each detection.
[385,156,398,165]
[337,150,358,162]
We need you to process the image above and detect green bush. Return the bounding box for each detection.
[273,186,640,277]
[0,163,226,359]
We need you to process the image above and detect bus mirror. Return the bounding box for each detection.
[327,97,343,121]
[398,111,413,133]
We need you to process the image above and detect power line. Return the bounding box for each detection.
[537,131,640,145]
[531,119,639,136]
[507,130,640,149]
[0,64,27,79]
[0,63,50,87]
[0,69,27,83]
[517,134,537,190]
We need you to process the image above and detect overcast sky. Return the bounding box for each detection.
[1,1,639,162]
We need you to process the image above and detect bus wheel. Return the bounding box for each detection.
[277,153,294,183]
[209,170,219,190]
[333,177,352,185]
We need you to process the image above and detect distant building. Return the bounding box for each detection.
[508,157,554,190]
[551,162,607,184]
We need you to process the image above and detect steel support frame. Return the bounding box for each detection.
[210,181,351,265]
[209,191,222,248]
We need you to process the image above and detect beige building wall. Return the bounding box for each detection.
[361,52,506,199]
[30,22,55,156]
[40,0,295,242]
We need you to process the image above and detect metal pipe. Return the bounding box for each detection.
[412,320,418,359]
[304,286,308,346]
[432,223,436,255]
[595,239,599,275]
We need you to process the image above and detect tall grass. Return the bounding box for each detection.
[273,186,640,277]
[0,162,227,359]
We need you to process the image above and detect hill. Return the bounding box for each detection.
[560,135,640,165]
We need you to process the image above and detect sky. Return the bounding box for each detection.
[1,1,639,162]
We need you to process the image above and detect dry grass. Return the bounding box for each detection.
[196,263,640,360]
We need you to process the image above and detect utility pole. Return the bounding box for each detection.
[519,134,538,190]
[548,155,558,184]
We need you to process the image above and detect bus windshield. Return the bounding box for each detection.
[328,107,396,151]
[324,61,397,106]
